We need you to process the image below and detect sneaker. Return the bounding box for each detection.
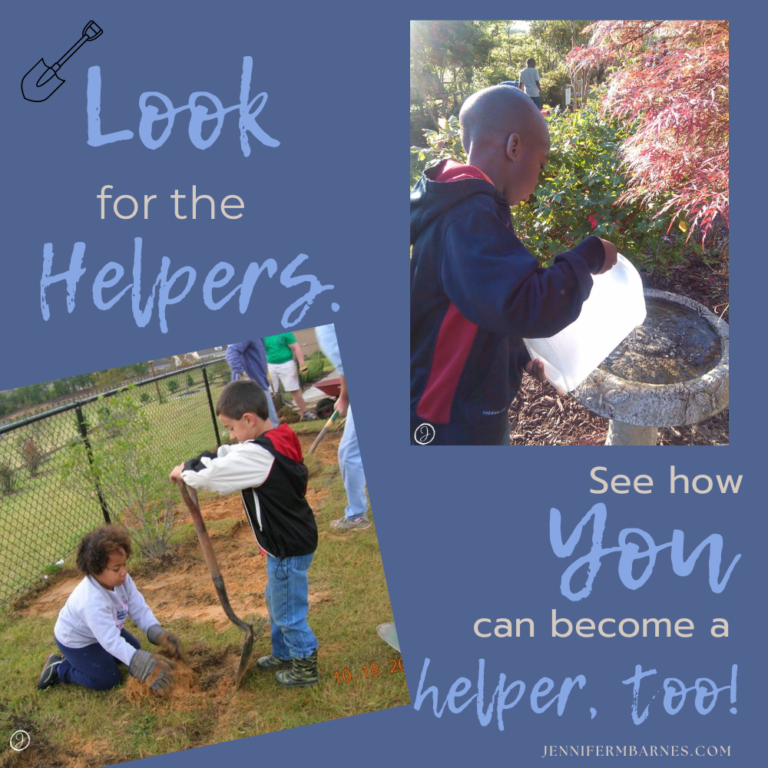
[330,515,371,531]
[37,653,63,690]
[300,412,317,421]
[256,654,291,672]
[275,652,319,687]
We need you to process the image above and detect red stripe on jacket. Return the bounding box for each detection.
[262,423,304,463]
[434,160,494,185]
[416,304,478,423]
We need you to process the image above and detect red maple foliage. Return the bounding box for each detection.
[568,20,729,243]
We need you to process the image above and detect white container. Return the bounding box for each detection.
[523,253,646,393]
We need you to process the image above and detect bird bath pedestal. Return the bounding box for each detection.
[571,289,729,445]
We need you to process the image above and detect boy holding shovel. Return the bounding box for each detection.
[169,380,319,686]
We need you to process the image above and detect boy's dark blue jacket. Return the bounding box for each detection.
[410,159,606,445]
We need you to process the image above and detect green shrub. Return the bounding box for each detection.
[0,461,17,495]
[19,435,45,477]
[186,373,195,388]
[304,351,328,382]
[411,99,691,271]
[60,390,178,559]
[539,65,571,110]
[166,379,180,395]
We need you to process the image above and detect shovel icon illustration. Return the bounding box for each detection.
[21,21,103,102]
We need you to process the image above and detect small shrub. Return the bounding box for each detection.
[304,351,327,382]
[539,65,572,109]
[166,379,180,395]
[60,390,178,559]
[411,100,690,271]
[0,461,17,495]
[19,435,45,476]
[186,373,195,388]
[139,391,152,404]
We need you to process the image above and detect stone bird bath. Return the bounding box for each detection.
[571,289,729,445]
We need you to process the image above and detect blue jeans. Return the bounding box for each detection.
[266,554,317,659]
[339,405,367,519]
[55,629,141,691]
[530,95,542,108]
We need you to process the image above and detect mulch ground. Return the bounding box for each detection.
[507,250,729,446]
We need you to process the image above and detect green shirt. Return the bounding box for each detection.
[264,333,297,364]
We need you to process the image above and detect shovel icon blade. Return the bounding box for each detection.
[22,59,65,102]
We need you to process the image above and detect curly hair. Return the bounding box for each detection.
[76,525,132,576]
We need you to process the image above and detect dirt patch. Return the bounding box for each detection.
[124,656,197,705]
[120,638,266,718]
[297,431,341,467]
[192,494,243,522]
[21,575,82,618]
[0,727,115,768]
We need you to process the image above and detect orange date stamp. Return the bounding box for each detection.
[333,657,404,684]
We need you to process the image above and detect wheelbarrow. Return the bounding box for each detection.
[312,376,342,421]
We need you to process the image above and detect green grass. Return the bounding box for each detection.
[0,448,408,767]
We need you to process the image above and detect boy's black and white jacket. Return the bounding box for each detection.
[181,424,317,558]
[411,159,607,445]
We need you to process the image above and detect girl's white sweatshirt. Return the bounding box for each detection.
[54,574,159,666]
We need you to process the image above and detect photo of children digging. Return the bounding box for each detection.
[0,327,405,767]
[410,21,729,446]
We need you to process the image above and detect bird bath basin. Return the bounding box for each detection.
[571,289,729,445]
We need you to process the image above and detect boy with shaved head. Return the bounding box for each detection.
[410,85,618,445]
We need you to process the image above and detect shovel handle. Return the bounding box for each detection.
[57,21,103,68]
[308,409,340,454]
[178,482,253,633]
[179,483,223,581]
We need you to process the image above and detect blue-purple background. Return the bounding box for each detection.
[2,2,761,766]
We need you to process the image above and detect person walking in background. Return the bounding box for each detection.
[225,340,280,425]
[518,58,542,108]
[264,333,315,421]
[315,324,370,531]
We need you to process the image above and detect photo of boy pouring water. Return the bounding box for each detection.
[411,20,729,446]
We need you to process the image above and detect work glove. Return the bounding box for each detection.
[147,624,185,660]
[299,363,309,376]
[129,650,175,696]
[237,372,250,381]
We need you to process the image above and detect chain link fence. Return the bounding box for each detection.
[0,359,231,607]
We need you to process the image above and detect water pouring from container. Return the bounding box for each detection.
[523,254,647,393]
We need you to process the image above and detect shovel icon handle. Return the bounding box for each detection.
[22,21,103,102]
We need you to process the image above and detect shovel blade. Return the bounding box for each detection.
[234,625,255,688]
[22,59,65,102]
